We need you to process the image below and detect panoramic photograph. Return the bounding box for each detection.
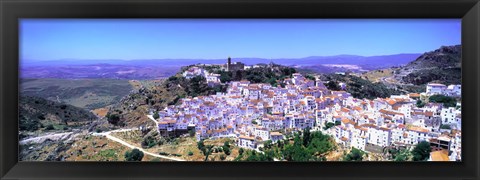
[19,19,461,162]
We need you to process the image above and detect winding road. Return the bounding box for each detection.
[92,128,185,161]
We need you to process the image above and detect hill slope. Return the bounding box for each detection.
[398,45,461,85]
[19,96,96,134]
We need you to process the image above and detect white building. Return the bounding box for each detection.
[365,125,391,147]
[254,126,270,141]
[238,135,257,149]
[445,85,461,97]
[426,83,447,95]
[270,132,284,142]
[182,67,207,79]
[440,107,461,125]
[426,83,461,97]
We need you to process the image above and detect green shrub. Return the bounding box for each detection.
[440,124,451,129]
[125,148,144,161]
[45,124,55,130]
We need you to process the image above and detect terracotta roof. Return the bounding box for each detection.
[341,108,350,112]
[379,109,404,116]
[341,118,354,125]
[353,106,362,111]
[424,111,434,117]
[407,126,430,133]
[430,150,449,161]
[379,127,391,131]
[361,124,377,128]
[239,136,255,141]
[270,132,283,136]
[408,93,421,98]
[387,99,397,105]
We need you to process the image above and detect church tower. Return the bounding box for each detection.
[227,56,231,71]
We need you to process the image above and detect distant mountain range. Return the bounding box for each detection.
[23,53,421,68]
[21,53,422,79]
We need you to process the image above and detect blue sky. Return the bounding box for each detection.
[20,19,461,61]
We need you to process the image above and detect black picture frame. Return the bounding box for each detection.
[1,0,479,180]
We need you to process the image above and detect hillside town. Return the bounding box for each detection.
[152,64,461,161]
[150,62,462,162]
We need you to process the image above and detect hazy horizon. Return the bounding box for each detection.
[23,52,427,62]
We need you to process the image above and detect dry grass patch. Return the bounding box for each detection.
[92,107,109,118]
[360,69,395,83]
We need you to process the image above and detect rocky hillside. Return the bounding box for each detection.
[405,45,461,69]
[399,45,461,85]
[19,96,96,134]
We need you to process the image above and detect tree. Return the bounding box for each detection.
[203,145,214,161]
[416,100,426,108]
[264,140,273,149]
[343,148,365,161]
[429,95,457,108]
[153,112,159,119]
[394,149,411,161]
[188,151,194,156]
[223,141,230,148]
[412,141,432,161]
[307,135,334,155]
[197,140,205,153]
[325,81,341,91]
[220,154,226,161]
[141,135,157,148]
[302,127,311,147]
[305,75,316,81]
[324,122,335,130]
[125,148,144,161]
[187,76,211,97]
[440,124,451,129]
[19,115,40,131]
[218,71,233,83]
[106,113,120,125]
[189,129,196,137]
[45,124,55,130]
[245,149,274,161]
[283,144,312,161]
[223,146,231,155]
[239,148,244,155]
